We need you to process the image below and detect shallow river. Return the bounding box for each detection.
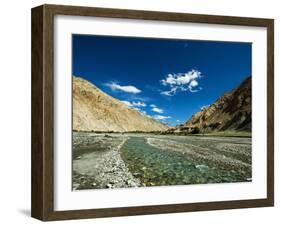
[73,133,251,190]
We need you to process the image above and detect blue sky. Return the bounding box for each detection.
[72,34,251,126]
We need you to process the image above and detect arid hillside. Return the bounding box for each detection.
[182,76,252,133]
[73,76,168,132]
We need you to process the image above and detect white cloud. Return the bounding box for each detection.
[151,107,164,114]
[160,69,202,96]
[122,100,155,118]
[189,79,198,88]
[150,104,157,108]
[121,100,133,107]
[176,120,180,122]
[106,82,141,94]
[160,87,178,96]
[138,110,149,117]
[153,115,171,121]
[188,80,201,92]
[132,101,146,107]
[121,100,146,108]
[129,106,149,117]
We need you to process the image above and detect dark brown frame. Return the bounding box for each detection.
[31,4,274,221]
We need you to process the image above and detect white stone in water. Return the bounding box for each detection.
[195,164,209,170]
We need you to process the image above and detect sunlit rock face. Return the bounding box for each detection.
[73,76,168,132]
[184,76,252,133]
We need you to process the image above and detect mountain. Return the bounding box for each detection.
[180,76,252,133]
[73,76,168,132]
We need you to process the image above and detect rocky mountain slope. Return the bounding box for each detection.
[182,76,252,133]
[73,76,168,132]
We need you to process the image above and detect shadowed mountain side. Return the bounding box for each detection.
[179,76,252,133]
[73,76,169,132]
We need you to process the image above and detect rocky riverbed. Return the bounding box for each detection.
[73,133,140,190]
[73,132,252,190]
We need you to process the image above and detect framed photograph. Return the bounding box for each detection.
[31,4,274,221]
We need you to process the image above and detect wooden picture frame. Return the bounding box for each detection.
[31,4,274,221]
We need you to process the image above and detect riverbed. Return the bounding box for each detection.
[73,132,251,190]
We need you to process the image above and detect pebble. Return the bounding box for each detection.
[133,172,141,177]
[106,183,113,188]
[195,164,209,171]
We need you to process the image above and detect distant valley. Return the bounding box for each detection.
[73,76,251,135]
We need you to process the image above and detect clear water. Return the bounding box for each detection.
[73,133,252,189]
[120,136,251,186]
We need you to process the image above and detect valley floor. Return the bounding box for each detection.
[72,132,252,190]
